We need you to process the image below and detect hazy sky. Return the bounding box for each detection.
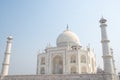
[0,0,120,74]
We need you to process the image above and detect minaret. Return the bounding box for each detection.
[110,48,116,74]
[99,17,114,74]
[1,36,13,78]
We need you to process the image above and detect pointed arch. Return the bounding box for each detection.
[40,67,45,74]
[52,55,63,74]
[70,54,76,63]
[81,66,87,73]
[71,66,77,74]
[81,55,86,63]
[41,57,45,65]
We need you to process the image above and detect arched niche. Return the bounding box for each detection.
[70,54,76,63]
[40,67,45,74]
[81,66,87,73]
[81,55,86,63]
[41,57,45,65]
[71,66,77,74]
[52,55,63,74]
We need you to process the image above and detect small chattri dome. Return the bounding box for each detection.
[7,36,13,40]
[56,26,80,47]
[99,17,107,23]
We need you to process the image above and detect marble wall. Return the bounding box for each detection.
[1,74,116,80]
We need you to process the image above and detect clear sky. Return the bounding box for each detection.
[0,0,120,74]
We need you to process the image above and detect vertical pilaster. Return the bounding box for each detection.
[36,54,39,74]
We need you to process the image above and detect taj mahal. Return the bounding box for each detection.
[37,25,96,75]
[0,17,119,80]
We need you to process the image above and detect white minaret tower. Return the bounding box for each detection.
[110,48,116,74]
[99,17,114,79]
[1,36,13,79]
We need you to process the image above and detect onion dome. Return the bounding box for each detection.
[56,26,80,47]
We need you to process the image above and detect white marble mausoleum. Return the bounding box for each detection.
[37,26,96,75]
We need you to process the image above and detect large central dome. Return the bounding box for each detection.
[56,27,80,47]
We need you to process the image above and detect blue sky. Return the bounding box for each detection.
[0,0,120,74]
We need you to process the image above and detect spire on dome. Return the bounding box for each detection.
[66,24,69,30]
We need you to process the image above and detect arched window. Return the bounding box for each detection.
[41,57,45,65]
[41,67,45,74]
[70,55,76,63]
[81,66,87,73]
[81,55,86,63]
[71,66,77,74]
